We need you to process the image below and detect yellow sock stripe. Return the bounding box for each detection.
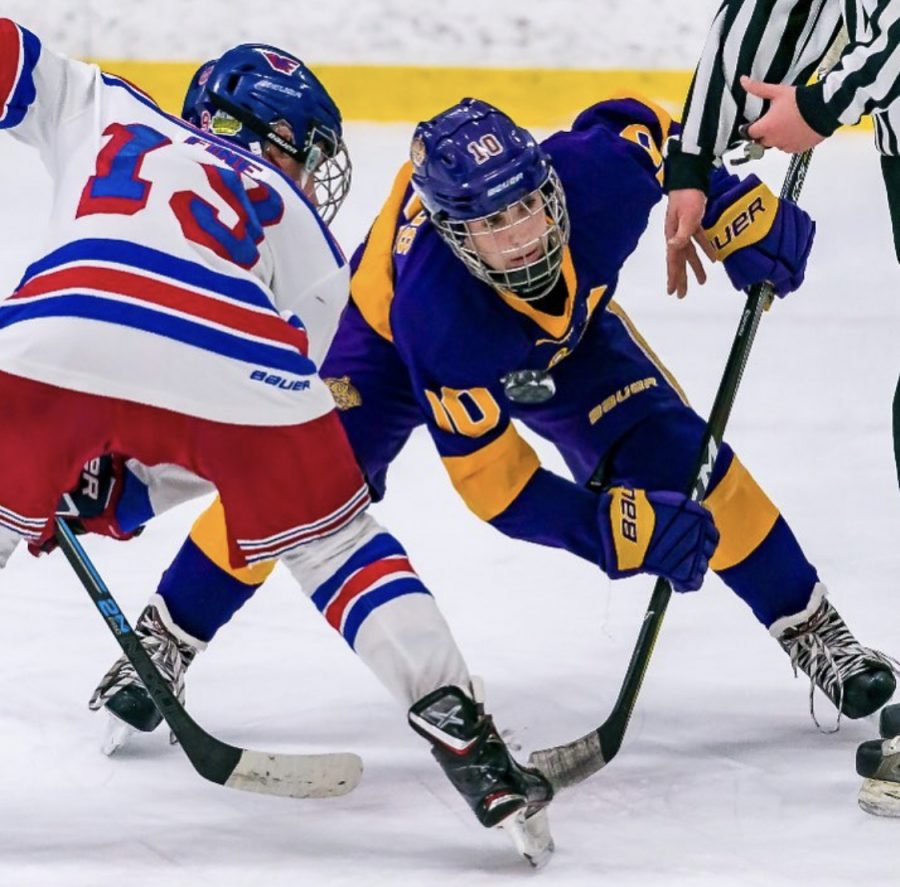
[441,424,541,521]
[605,300,690,406]
[703,455,779,572]
[189,498,277,585]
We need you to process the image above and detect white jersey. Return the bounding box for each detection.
[0,20,348,426]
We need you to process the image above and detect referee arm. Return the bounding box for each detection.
[665,0,843,296]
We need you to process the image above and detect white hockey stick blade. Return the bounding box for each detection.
[499,806,555,869]
[858,777,900,817]
[224,749,363,799]
[101,715,139,757]
[528,731,606,791]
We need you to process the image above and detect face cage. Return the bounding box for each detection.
[239,116,351,225]
[304,129,352,224]
[433,169,570,301]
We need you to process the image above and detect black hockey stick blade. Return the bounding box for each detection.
[56,518,362,798]
[529,575,672,789]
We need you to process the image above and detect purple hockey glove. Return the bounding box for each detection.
[703,172,815,297]
[597,486,719,592]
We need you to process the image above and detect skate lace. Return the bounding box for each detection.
[781,599,897,733]
[88,606,197,711]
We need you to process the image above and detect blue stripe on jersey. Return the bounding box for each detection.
[0,23,40,130]
[99,72,345,267]
[17,238,278,314]
[342,577,430,649]
[0,294,317,376]
[310,532,406,611]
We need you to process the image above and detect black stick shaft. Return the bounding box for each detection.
[595,146,815,763]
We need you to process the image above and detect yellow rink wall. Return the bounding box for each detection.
[92,60,871,131]
[90,60,695,125]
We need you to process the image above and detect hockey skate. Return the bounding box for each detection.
[88,594,204,754]
[408,682,555,868]
[857,703,900,817]
[770,584,896,729]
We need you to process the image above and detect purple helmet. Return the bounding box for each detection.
[186,43,351,222]
[409,98,569,300]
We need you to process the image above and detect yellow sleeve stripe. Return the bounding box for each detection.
[703,182,779,262]
[189,498,277,586]
[441,424,541,521]
[350,161,415,344]
[704,455,779,572]
[605,300,689,406]
[607,90,674,144]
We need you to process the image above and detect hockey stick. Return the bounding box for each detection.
[529,30,849,791]
[55,518,363,799]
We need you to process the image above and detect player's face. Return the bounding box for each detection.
[463,191,549,272]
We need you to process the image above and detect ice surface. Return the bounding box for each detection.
[0,124,898,886]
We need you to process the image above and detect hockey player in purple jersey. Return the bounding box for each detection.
[84,90,894,854]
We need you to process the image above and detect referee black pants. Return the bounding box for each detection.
[879,156,900,488]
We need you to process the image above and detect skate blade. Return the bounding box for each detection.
[858,777,900,817]
[101,715,138,756]
[499,806,555,869]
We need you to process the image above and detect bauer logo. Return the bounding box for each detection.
[486,171,524,197]
[250,369,311,392]
[589,377,658,425]
[711,196,766,254]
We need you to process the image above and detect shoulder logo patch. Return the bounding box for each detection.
[325,375,362,410]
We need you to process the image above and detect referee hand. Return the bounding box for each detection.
[741,76,826,153]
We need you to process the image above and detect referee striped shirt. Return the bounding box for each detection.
[667,0,900,191]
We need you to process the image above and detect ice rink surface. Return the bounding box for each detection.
[0,121,898,886]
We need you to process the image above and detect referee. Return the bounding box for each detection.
[663,0,900,819]
[664,0,900,486]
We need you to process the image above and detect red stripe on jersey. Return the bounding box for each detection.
[0,20,23,113]
[14,266,309,356]
[242,487,371,563]
[324,556,415,631]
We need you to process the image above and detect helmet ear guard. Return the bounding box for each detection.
[409,98,569,300]
[184,44,352,223]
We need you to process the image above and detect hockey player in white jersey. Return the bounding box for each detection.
[0,22,556,863]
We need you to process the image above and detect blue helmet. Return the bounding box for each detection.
[181,59,216,127]
[186,43,351,222]
[409,98,569,300]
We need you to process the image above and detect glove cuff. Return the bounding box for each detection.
[599,486,656,577]
[702,179,779,261]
